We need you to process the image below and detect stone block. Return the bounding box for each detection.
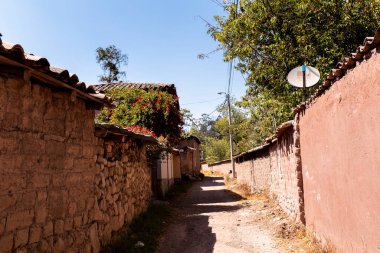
[36,191,48,203]
[66,144,82,157]
[64,218,73,231]
[48,190,68,218]
[21,191,36,208]
[53,237,65,253]
[15,228,29,248]
[35,205,48,224]
[29,226,41,244]
[0,194,17,213]
[0,217,6,235]
[6,210,34,231]
[0,232,14,252]
[52,174,66,187]
[43,221,53,237]
[54,220,64,234]
[89,223,100,253]
[73,216,82,228]
[31,174,50,188]
[38,239,51,253]
[82,145,94,158]
[67,202,77,217]
[66,173,82,186]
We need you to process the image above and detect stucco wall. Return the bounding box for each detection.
[299,52,380,252]
[0,71,151,252]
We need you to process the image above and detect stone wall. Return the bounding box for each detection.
[268,123,304,222]
[0,69,151,252]
[93,134,151,246]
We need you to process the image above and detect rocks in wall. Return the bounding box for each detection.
[94,136,151,243]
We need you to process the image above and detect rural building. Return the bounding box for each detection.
[178,136,201,174]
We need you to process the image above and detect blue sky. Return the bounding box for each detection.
[1,0,246,118]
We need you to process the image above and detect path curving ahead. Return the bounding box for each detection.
[156,176,282,253]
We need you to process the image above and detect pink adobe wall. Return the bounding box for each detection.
[299,52,380,252]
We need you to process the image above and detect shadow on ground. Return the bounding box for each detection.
[156,176,244,253]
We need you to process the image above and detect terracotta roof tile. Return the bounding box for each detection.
[293,27,380,114]
[91,82,177,96]
[0,41,111,105]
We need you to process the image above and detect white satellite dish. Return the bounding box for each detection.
[287,65,320,88]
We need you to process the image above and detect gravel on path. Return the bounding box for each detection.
[156,176,283,253]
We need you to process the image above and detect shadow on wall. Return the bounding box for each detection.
[157,177,244,253]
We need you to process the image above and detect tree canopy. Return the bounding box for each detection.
[210,0,380,143]
[96,45,128,83]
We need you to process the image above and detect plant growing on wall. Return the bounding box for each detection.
[96,88,183,143]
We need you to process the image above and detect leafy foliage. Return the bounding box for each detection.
[96,88,183,143]
[210,0,380,142]
[187,99,252,164]
[96,45,128,82]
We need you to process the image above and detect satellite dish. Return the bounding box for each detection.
[287,65,320,88]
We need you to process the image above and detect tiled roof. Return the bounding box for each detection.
[94,123,157,143]
[91,82,177,96]
[0,41,111,106]
[294,27,380,113]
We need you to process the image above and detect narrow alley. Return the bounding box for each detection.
[156,177,282,253]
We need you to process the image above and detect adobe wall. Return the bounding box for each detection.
[235,152,271,192]
[299,52,380,252]
[0,70,151,252]
[269,124,304,222]
[206,161,232,175]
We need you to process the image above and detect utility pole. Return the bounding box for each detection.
[218,92,235,177]
[227,93,235,177]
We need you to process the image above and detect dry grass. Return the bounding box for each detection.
[224,178,336,253]
[201,169,225,177]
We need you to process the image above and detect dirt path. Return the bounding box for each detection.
[156,176,283,253]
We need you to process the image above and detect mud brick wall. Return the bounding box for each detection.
[299,52,380,253]
[236,154,271,192]
[206,160,232,176]
[0,70,151,252]
[94,136,151,244]
[269,124,304,223]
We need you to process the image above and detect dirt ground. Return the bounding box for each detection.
[156,176,284,253]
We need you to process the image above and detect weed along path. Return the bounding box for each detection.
[156,176,282,253]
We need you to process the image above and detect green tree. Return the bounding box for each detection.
[211,0,380,142]
[96,45,128,83]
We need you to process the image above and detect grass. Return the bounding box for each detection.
[100,203,172,253]
[165,181,194,200]
[101,181,194,253]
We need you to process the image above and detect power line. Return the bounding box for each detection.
[181,97,224,106]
